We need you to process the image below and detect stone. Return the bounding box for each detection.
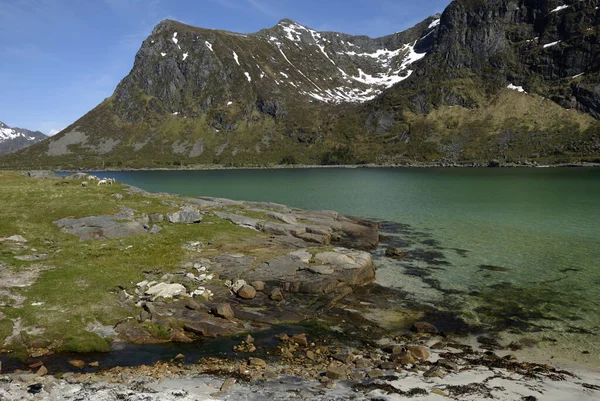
[248,357,266,368]
[249,281,265,291]
[220,377,236,392]
[431,388,449,397]
[68,360,86,369]
[171,330,194,343]
[174,353,185,360]
[149,225,163,234]
[211,303,235,320]
[350,371,366,381]
[27,383,43,394]
[89,361,100,367]
[407,345,430,360]
[269,288,284,301]
[112,193,123,200]
[145,283,187,300]
[354,358,372,369]
[149,213,164,223]
[326,364,347,380]
[394,351,416,365]
[244,334,255,344]
[437,359,460,372]
[385,247,405,258]
[36,366,48,376]
[290,333,308,347]
[167,207,202,224]
[412,321,438,334]
[368,369,384,378]
[1,235,27,243]
[424,366,447,378]
[237,284,257,300]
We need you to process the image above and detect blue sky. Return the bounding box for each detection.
[0,0,450,135]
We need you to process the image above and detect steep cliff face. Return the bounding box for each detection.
[2,0,599,169]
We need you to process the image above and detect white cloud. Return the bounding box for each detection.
[48,128,62,136]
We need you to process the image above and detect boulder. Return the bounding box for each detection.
[394,351,416,365]
[248,357,267,368]
[250,281,265,291]
[149,213,164,223]
[237,284,257,300]
[211,303,235,320]
[145,283,187,300]
[68,360,86,369]
[412,321,438,334]
[407,345,430,360]
[290,333,308,347]
[269,288,284,302]
[267,211,297,225]
[326,364,347,380]
[385,247,405,258]
[167,207,202,224]
[149,225,162,234]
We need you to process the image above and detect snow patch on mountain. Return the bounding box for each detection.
[550,5,569,13]
[428,18,441,29]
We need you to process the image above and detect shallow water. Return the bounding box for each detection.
[85,168,600,364]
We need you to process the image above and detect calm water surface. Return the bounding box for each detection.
[95,168,600,357]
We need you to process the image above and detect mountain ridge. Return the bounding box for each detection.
[2,0,599,169]
[0,121,47,156]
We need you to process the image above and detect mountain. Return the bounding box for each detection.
[0,121,47,156]
[2,0,599,169]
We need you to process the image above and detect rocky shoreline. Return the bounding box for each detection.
[25,160,600,173]
[1,171,599,400]
[1,325,599,400]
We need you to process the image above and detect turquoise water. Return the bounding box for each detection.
[93,168,600,356]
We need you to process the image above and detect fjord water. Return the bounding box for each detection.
[101,168,600,362]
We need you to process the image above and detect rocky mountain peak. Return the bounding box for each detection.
[2,2,598,169]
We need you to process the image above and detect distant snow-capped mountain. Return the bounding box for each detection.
[0,121,47,155]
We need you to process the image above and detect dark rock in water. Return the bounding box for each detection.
[487,160,501,168]
[385,247,405,258]
[290,333,308,347]
[477,336,503,350]
[412,321,438,334]
[479,264,511,272]
[27,383,43,394]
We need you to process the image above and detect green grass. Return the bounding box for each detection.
[0,171,265,353]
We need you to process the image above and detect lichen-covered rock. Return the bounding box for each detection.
[167,207,202,224]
